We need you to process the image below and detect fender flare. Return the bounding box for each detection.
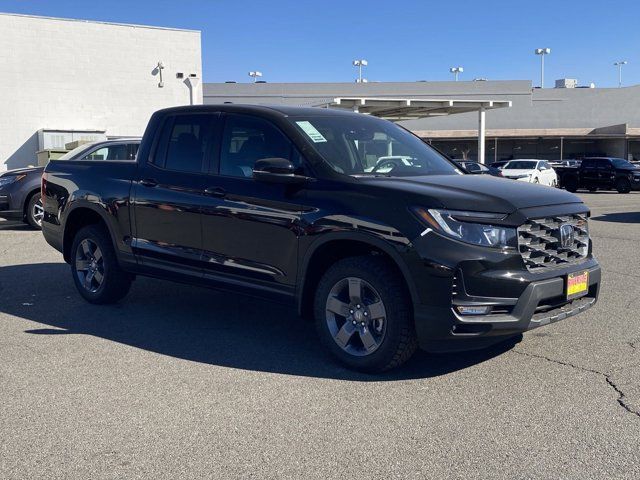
[296,231,420,315]
[61,201,119,262]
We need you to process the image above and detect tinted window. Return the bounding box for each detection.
[220,114,295,177]
[162,115,214,173]
[611,158,634,169]
[82,144,132,161]
[597,159,612,170]
[465,163,481,172]
[581,159,596,169]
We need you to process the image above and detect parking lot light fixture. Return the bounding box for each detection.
[248,71,263,83]
[534,48,551,88]
[449,66,464,81]
[353,59,368,83]
[614,61,628,88]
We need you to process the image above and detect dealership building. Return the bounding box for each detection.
[0,13,202,172]
[2,11,640,172]
[203,81,640,163]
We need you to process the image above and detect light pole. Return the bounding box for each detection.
[614,61,628,88]
[534,48,551,88]
[248,71,263,83]
[449,66,463,81]
[353,59,368,83]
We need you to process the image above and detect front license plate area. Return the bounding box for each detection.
[567,270,589,300]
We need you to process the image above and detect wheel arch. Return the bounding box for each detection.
[297,233,419,319]
[62,204,117,263]
[22,187,42,220]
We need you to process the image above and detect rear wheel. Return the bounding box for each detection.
[70,225,132,304]
[26,193,44,229]
[616,178,631,194]
[314,256,417,373]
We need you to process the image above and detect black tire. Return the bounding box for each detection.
[70,224,132,304]
[616,178,631,194]
[564,176,578,193]
[25,192,44,229]
[314,256,417,373]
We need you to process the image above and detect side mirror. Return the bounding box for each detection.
[253,158,312,184]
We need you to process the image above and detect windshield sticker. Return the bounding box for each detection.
[296,121,327,143]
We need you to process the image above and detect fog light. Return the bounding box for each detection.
[455,305,492,315]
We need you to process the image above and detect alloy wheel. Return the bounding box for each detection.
[75,239,105,293]
[325,277,387,356]
[32,198,44,226]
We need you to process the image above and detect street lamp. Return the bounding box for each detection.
[534,48,551,88]
[449,66,463,81]
[248,71,263,83]
[353,59,368,83]
[614,61,628,88]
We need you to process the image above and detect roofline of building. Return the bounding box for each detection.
[0,11,200,34]
[416,127,640,138]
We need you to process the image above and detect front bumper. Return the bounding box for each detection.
[414,263,600,351]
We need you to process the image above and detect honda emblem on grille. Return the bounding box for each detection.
[559,224,575,248]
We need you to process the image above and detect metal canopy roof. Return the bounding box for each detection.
[327,97,512,120]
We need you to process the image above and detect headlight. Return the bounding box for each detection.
[0,174,26,187]
[412,207,517,248]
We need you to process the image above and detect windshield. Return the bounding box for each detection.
[288,115,459,177]
[611,158,635,169]
[505,160,537,170]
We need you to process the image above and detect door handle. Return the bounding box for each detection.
[204,187,226,198]
[140,178,158,187]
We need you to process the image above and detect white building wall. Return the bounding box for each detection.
[0,13,203,171]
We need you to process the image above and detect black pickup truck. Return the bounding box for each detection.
[555,157,640,193]
[41,105,601,372]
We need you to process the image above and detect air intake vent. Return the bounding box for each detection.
[517,214,589,271]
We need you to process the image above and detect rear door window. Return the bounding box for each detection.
[155,114,216,173]
[81,144,130,161]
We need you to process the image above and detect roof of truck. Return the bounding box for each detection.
[155,104,361,117]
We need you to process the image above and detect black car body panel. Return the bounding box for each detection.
[41,105,601,352]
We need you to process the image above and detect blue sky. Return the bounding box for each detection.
[2,0,638,87]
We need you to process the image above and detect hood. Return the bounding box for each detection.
[356,174,582,214]
[1,166,44,176]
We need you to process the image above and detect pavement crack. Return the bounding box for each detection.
[512,349,640,419]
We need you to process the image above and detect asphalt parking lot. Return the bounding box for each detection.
[1,192,639,479]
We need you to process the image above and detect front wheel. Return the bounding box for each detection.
[26,193,44,229]
[70,225,132,304]
[314,256,417,372]
[616,178,631,194]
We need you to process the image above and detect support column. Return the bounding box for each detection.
[478,107,486,164]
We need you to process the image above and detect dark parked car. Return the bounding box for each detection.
[0,139,140,229]
[41,105,600,372]
[555,157,640,193]
[457,161,502,177]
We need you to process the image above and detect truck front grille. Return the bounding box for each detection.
[517,214,589,271]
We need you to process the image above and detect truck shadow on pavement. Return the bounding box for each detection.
[591,212,640,223]
[0,262,520,381]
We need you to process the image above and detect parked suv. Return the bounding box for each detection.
[0,139,139,229]
[555,157,640,193]
[41,105,601,372]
